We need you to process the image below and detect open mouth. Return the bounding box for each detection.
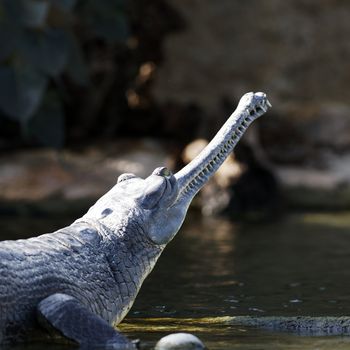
[174,93,272,204]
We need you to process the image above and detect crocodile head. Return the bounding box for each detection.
[84,92,271,245]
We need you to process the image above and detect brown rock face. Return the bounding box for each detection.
[153,0,350,156]
[0,140,169,202]
[152,1,350,205]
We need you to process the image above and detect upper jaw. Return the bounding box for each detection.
[173,92,271,208]
[238,92,272,120]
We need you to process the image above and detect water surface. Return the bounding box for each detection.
[2,211,350,349]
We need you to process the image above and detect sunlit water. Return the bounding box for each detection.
[2,211,350,349]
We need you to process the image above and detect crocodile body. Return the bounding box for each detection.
[228,316,350,336]
[0,218,162,344]
[0,92,271,347]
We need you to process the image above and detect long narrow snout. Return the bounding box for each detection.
[173,92,271,208]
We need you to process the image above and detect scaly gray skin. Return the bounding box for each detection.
[0,92,271,348]
[228,316,350,336]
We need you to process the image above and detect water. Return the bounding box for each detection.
[2,211,350,349]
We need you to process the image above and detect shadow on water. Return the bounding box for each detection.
[2,211,350,349]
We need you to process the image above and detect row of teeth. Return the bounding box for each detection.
[181,100,270,196]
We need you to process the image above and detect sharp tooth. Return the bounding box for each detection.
[261,105,267,112]
[267,99,272,108]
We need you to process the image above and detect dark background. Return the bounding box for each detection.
[1,0,350,216]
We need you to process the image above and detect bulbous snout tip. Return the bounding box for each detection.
[239,91,272,109]
[255,91,266,98]
[255,92,272,107]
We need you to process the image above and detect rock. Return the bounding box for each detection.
[275,154,350,210]
[155,333,205,350]
[0,139,169,202]
[154,1,350,113]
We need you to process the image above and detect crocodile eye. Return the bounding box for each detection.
[117,173,137,183]
[152,167,172,177]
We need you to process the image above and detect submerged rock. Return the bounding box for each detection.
[155,333,205,350]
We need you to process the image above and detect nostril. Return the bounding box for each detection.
[101,208,113,218]
[152,167,172,177]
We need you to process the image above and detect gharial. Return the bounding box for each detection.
[0,92,271,348]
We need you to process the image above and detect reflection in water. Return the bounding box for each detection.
[128,212,350,349]
[233,214,350,317]
[128,214,239,320]
[2,212,350,349]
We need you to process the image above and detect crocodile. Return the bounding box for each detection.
[227,316,350,336]
[0,92,271,348]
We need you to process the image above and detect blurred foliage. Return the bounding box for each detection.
[0,0,128,148]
